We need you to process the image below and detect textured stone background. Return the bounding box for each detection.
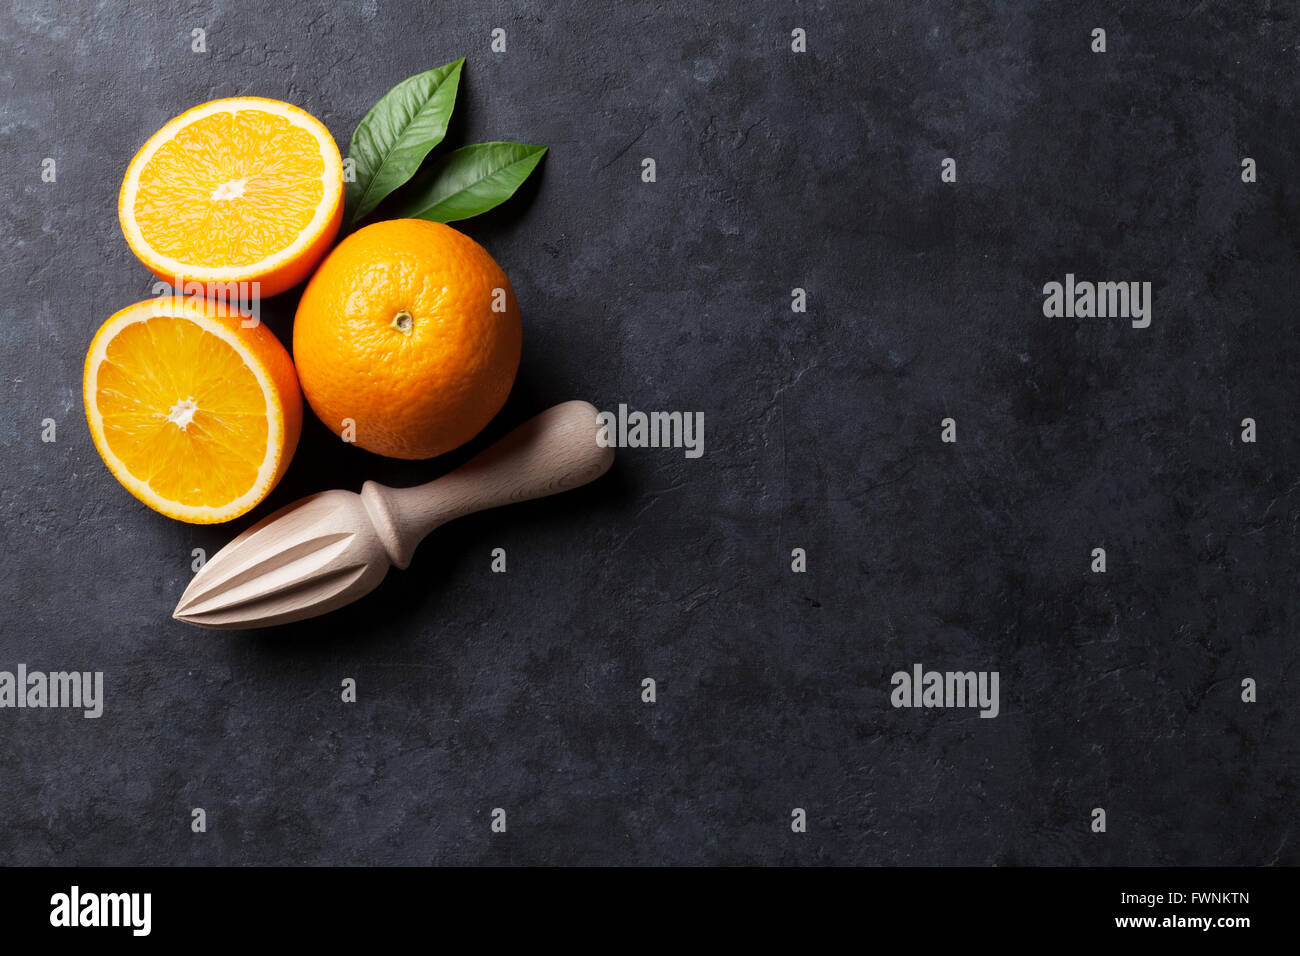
[0,0,1296,865]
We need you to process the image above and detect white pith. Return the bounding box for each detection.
[165,397,199,430]
[210,178,248,201]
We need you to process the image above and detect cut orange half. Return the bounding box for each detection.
[83,298,303,524]
[119,97,343,297]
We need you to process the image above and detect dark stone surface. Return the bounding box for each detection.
[0,1,1296,865]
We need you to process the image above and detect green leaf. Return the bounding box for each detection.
[394,142,548,223]
[345,59,464,226]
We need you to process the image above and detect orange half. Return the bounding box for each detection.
[83,298,302,523]
[119,97,343,297]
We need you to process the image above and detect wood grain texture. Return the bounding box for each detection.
[173,401,614,629]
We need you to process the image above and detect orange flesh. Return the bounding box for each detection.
[95,317,268,506]
[132,109,325,268]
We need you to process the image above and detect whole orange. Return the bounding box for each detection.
[293,219,522,459]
